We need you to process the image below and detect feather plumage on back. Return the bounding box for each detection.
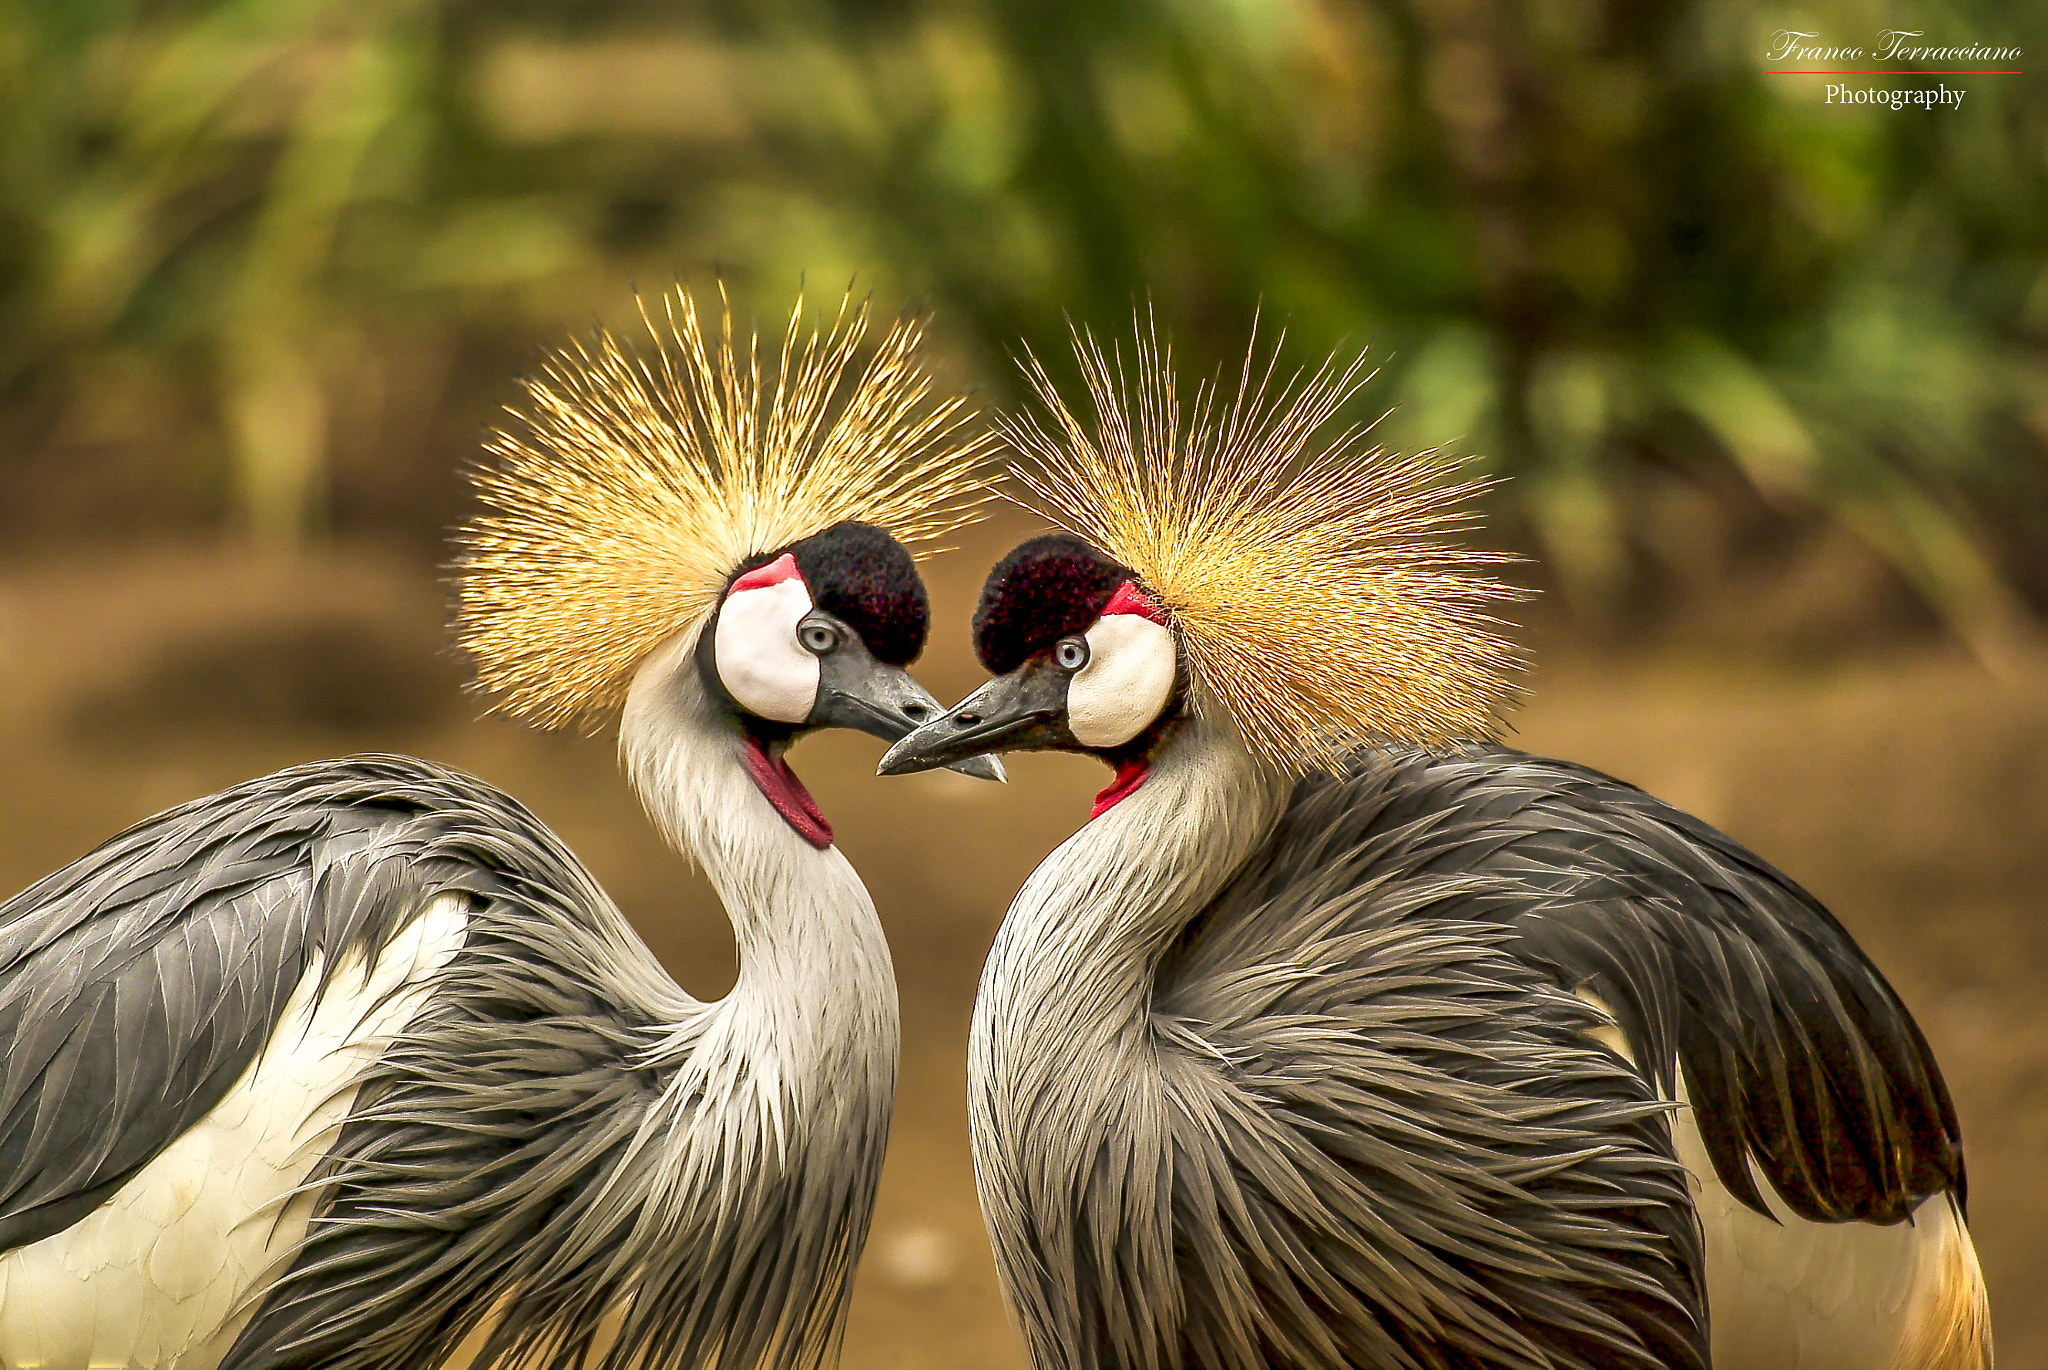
[882,319,1989,1370]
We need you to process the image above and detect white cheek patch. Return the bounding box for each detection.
[1068,613,1177,748]
[714,576,820,723]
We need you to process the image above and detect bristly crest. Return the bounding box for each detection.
[456,286,995,730]
[999,316,1524,773]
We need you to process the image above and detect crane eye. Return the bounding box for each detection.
[799,622,841,656]
[1054,637,1090,671]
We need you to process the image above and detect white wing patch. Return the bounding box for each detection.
[1577,991,1989,1370]
[1674,1073,1984,1370]
[0,894,469,1370]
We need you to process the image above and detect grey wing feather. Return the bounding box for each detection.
[1150,792,1707,1370]
[0,754,801,1370]
[217,762,859,1370]
[0,756,518,1255]
[0,790,310,1250]
[1351,745,1964,1223]
[1129,741,1960,1367]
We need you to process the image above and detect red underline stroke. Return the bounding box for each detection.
[1767,70,2021,75]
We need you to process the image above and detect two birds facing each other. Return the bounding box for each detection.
[0,290,1988,1370]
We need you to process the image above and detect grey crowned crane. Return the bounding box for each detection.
[0,289,1000,1370]
[881,327,1991,1370]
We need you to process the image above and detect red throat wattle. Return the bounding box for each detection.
[742,738,834,848]
[1091,758,1151,819]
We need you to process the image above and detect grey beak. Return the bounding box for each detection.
[809,650,1005,782]
[878,666,1071,776]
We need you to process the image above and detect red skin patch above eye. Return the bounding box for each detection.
[1100,580,1166,624]
[1091,757,1151,819]
[742,737,834,848]
[730,552,803,594]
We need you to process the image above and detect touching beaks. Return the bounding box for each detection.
[878,664,1072,776]
[809,648,1005,782]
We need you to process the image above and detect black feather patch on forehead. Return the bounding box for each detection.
[974,534,1135,674]
[785,521,930,666]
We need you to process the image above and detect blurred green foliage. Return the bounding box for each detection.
[2,0,2043,647]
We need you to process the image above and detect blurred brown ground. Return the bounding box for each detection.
[1,513,2043,1366]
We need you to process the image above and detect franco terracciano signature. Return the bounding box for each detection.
[1766,29,2022,64]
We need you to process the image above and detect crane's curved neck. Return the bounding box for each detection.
[966,708,1285,1366]
[618,624,897,1119]
[974,707,1288,1089]
[480,625,900,1370]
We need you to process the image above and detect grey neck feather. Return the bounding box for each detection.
[967,707,1285,1365]
[970,706,1282,1162]
[608,625,898,1366]
[620,626,897,1082]
[973,705,1284,1070]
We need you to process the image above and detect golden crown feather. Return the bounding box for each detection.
[455,285,997,731]
[998,317,1524,774]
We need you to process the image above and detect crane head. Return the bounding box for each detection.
[704,520,1002,844]
[878,533,1176,816]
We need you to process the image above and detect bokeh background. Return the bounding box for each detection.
[2,0,2045,1362]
